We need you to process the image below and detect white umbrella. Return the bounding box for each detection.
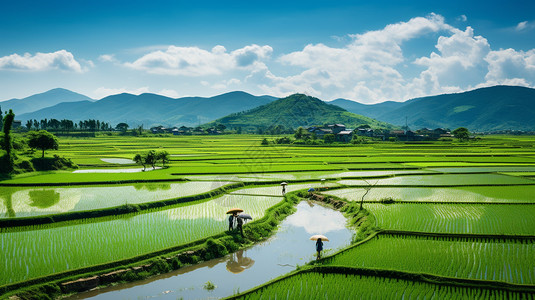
[309,234,329,241]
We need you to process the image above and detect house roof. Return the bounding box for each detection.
[337,130,353,135]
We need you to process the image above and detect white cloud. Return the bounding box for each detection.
[516,21,528,31]
[411,26,491,94]
[98,54,118,63]
[484,48,535,85]
[257,14,453,102]
[0,50,83,72]
[125,44,272,76]
[458,15,468,22]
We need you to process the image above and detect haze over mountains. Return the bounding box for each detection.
[1,85,534,131]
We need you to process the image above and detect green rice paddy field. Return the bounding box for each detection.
[1,134,534,298]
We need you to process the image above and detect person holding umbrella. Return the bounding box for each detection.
[280,182,288,195]
[236,213,252,237]
[310,234,328,259]
[236,215,244,236]
[226,208,244,231]
[228,213,235,231]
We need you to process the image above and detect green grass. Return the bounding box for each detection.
[324,234,535,284]
[0,194,281,285]
[365,203,535,235]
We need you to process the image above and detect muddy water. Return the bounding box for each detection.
[71,201,354,300]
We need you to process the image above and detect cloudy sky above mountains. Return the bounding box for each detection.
[1,0,534,103]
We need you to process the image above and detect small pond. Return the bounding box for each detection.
[71,201,354,300]
[100,158,135,164]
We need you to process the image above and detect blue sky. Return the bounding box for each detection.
[1,0,534,103]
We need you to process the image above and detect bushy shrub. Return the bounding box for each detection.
[31,155,77,171]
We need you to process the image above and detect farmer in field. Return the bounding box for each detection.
[228,213,235,231]
[236,215,244,236]
[316,238,323,259]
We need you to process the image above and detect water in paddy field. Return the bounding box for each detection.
[70,201,354,300]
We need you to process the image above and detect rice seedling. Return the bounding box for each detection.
[324,234,535,284]
[366,203,535,235]
[232,271,532,299]
[323,185,535,203]
[338,174,535,186]
[0,194,281,285]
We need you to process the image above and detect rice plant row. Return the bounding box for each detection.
[324,186,535,203]
[232,271,533,300]
[230,183,339,196]
[0,194,281,286]
[338,173,535,187]
[0,181,233,218]
[324,234,535,284]
[365,203,535,235]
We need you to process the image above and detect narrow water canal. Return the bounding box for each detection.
[71,201,354,300]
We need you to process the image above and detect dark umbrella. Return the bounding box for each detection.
[308,188,315,192]
[238,213,252,220]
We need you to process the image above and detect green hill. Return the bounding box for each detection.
[209,94,395,130]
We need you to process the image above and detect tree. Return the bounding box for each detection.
[2,109,15,172]
[27,130,59,158]
[145,150,157,169]
[116,122,129,132]
[215,123,226,132]
[323,134,335,144]
[452,127,470,142]
[157,150,170,167]
[360,179,378,210]
[0,106,4,130]
[133,153,146,171]
[294,127,305,139]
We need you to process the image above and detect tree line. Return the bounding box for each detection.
[24,118,113,132]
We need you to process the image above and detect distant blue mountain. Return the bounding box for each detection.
[0,88,93,115]
[18,91,276,128]
[330,86,535,131]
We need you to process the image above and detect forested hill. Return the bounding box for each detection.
[209,94,395,130]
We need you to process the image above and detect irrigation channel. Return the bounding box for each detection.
[68,201,355,300]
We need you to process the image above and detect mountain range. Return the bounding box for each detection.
[11,91,276,128]
[1,85,534,131]
[331,86,535,131]
[0,88,93,115]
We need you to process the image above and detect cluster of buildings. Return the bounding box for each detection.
[307,124,454,142]
[150,126,224,135]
